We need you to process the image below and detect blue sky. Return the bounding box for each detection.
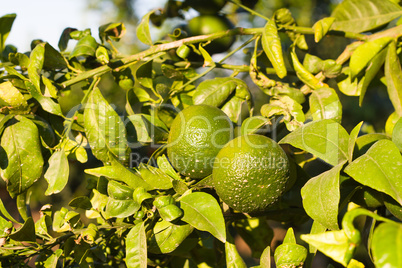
[2,0,163,52]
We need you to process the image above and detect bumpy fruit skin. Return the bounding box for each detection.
[187,15,235,54]
[213,134,290,213]
[167,105,233,179]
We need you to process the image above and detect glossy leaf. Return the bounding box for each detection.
[348,122,363,162]
[193,77,247,107]
[359,46,387,106]
[290,47,327,90]
[69,35,98,59]
[313,17,335,43]
[52,207,80,232]
[9,217,36,242]
[43,43,67,70]
[309,87,342,123]
[303,53,324,74]
[84,87,129,163]
[28,42,45,91]
[345,139,402,205]
[0,215,13,238]
[331,0,402,33]
[392,118,402,151]
[225,231,247,268]
[0,13,16,52]
[127,114,168,144]
[180,192,226,243]
[107,180,134,200]
[105,196,140,218]
[240,116,270,135]
[126,221,147,268]
[337,67,364,96]
[260,246,271,268]
[43,249,63,268]
[0,116,44,198]
[261,19,287,78]
[301,230,353,266]
[371,222,402,268]
[157,155,182,181]
[85,156,151,190]
[0,81,28,109]
[25,81,63,116]
[301,162,345,230]
[68,196,92,210]
[0,197,20,224]
[384,41,402,117]
[280,119,349,166]
[349,37,392,79]
[148,220,194,254]
[44,149,69,195]
[136,10,154,46]
[137,164,173,190]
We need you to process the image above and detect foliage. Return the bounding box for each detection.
[0,0,402,267]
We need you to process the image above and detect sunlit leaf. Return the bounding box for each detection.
[44,149,69,195]
[371,222,402,268]
[384,41,402,117]
[126,221,147,268]
[180,192,226,243]
[331,0,402,33]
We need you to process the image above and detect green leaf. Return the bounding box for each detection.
[349,37,392,79]
[44,149,69,195]
[0,81,28,109]
[9,217,36,242]
[193,77,247,107]
[313,17,335,43]
[148,220,194,254]
[240,116,270,135]
[25,81,63,116]
[348,122,363,162]
[99,22,126,42]
[303,54,324,74]
[0,116,44,198]
[126,221,147,268]
[43,249,63,268]
[127,114,168,144]
[385,41,402,117]
[0,215,13,238]
[301,161,345,230]
[280,119,349,166]
[392,118,402,151]
[337,67,364,96]
[344,139,402,205]
[262,19,287,78]
[28,42,45,91]
[52,207,80,232]
[84,87,129,163]
[107,180,134,200]
[157,155,182,181]
[0,13,16,53]
[301,230,352,266]
[0,197,20,224]
[371,222,402,268]
[69,35,98,59]
[359,46,387,106]
[85,156,152,190]
[260,246,271,268]
[68,196,92,210]
[261,95,305,131]
[43,43,67,70]
[136,10,154,46]
[105,196,140,218]
[225,231,247,268]
[331,0,402,33]
[309,87,342,123]
[180,192,226,243]
[137,164,173,190]
[135,60,153,89]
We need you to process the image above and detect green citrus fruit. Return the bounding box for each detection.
[167,104,233,179]
[187,15,235,54]
[212,134,290,213]
[186,0,227,15]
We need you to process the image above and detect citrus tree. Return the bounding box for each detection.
[0,0,402,267]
